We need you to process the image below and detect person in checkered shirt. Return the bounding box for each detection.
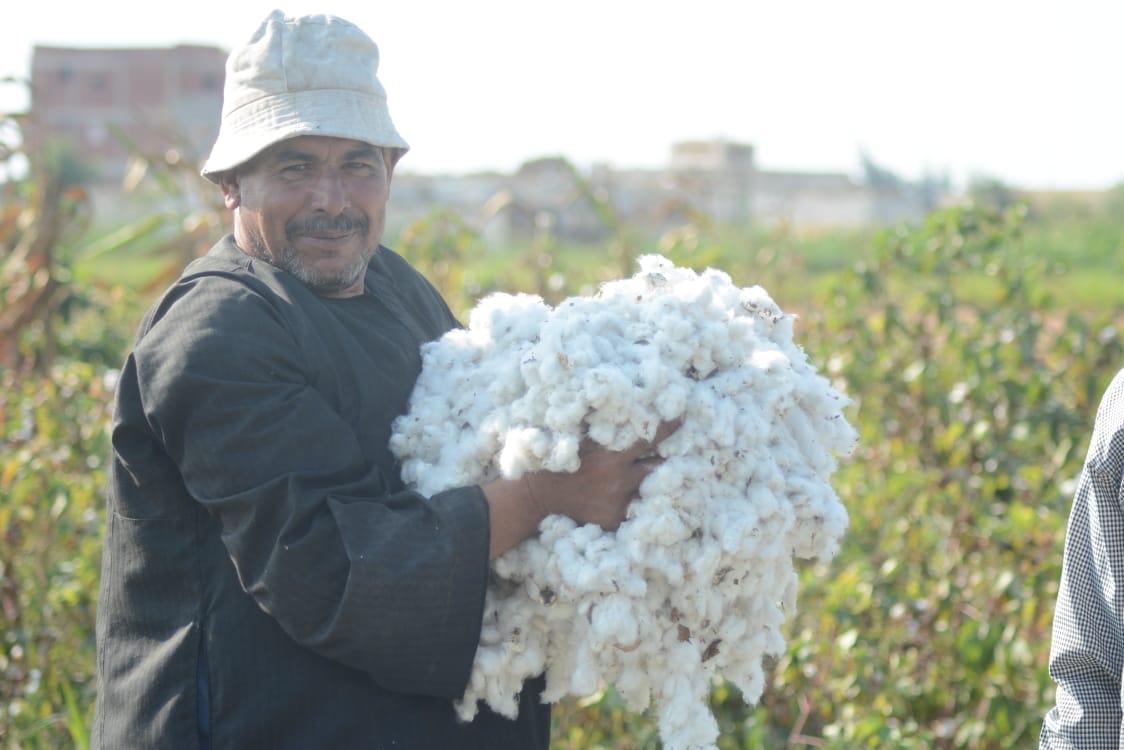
[1041,369,1124,748]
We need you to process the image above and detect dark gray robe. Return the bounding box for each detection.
[93,237,549,749]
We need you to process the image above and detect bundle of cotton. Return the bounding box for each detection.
[389,255,856,750]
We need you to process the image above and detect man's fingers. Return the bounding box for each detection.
[575,418,683,462]
[629,417,683,459]
[652,417,683,444]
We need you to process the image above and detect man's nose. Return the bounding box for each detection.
[308,170,348,213]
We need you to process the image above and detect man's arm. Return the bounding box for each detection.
[126,276,492,698]
[1042,372,1124,749]
[1041,467,1124,748]
[127,273,675,697]
[483,424,678,559]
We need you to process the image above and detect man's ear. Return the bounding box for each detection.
[218,172,241,209]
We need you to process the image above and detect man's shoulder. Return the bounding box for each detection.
[367,245,448,303]
[368,244,423,283]
[179,235,282,293]
[1095,369,1124,428]
[367,245,459,331]
[133,237,294,341]
[1086,368,1124,472]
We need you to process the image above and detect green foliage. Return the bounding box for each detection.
[0,142,92,373]
[5,184,1124,748]
[751,202,1117,749]
[396,200,1124,748]
[1,362,111,748]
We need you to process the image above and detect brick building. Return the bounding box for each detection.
[27,44,226,184]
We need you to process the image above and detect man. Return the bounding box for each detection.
[92,11,672,749]
[1040,369,1124,748]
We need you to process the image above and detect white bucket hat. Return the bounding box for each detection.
[200,9,409,182]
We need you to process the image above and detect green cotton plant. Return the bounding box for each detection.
[1,361,112,749]
[395,206,641,321]
[547,203,1121,749]
[745,203,1121,749]
[397,208,489,319]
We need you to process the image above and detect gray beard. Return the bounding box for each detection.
[244,229,375,296]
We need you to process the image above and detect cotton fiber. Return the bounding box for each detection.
[389,255,856,750]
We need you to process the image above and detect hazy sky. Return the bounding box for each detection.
[2,0,1121,190]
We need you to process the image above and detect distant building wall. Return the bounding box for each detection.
[751,172,872,228]
[668,139,755,225]
[28,45,226,184]
[23,47,944,239]
[394,139,941,248]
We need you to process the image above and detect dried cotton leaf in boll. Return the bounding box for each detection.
[388,254,856,750]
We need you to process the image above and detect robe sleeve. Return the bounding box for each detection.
[123,273,490,699]
[1041,370,1124,748]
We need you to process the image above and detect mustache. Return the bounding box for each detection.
[286,213,369,237]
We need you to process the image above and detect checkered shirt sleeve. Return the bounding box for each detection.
[1041,369,1124,749]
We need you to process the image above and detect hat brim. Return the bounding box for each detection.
[200,88,409,182]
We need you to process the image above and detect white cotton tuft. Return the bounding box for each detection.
[390,254,857,750]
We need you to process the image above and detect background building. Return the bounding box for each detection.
[28,44,225,179]
[24,44,944,237]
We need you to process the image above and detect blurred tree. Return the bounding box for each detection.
[0,99,93,373]
[968,175,1019,211]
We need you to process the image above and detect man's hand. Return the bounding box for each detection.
[483,419,681,558]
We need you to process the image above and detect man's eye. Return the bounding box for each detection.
[346,162,377,172]
[280,163,310,175]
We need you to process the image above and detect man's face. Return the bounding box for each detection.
[220,135,394,298]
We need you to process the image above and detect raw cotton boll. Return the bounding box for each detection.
[497,427,554,478]
[656,653,720,750]
[464,292,551,350]
[389,255,857,750]
[588,594,641,652]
